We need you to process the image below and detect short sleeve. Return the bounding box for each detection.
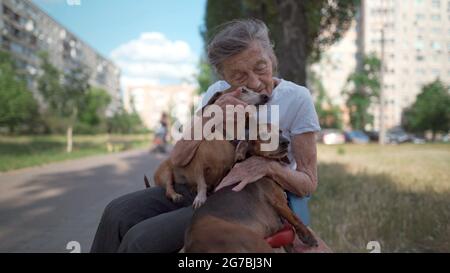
[289,87,321,135]
[195,81,230,114]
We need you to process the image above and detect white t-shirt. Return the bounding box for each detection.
[196,78,321,170]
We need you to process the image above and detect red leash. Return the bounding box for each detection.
[264,223,295,248]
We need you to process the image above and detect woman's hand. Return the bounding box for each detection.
[214,87,248,112]
[214,156,275,192]
[209,87,248,136]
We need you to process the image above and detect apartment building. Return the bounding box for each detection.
[312,0,450,130]
[0,0,121,113]
[124,84,199,130]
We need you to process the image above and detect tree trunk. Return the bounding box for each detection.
[275,0,308,86]
[67,107,78,153]
[9,124,15,135]
[67,126,73,153]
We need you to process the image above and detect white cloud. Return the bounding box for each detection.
[110,32,198,88]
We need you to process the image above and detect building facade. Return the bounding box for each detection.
[312,0,450,131]
[124,84,199,131]
[0,0,121,113]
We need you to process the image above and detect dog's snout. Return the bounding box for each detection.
[280,137,290,147]
[261,94,270,103]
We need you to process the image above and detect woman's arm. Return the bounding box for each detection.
[267,132,318,196]
[214,132,318,195]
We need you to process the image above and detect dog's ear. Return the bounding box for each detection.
[280,155,291,165]
[234,141,249,162]
[170,140,202,167]
[144,175,151,188]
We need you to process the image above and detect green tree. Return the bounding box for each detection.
[77,88,112,133]
[37,52,90,152]
[196,56,215,95]
[201,0,360,87]
[343,54,381,130]
[309,70,342,129]
[403,80,450,140]
[0,51,38,134]
[107,107,145,134]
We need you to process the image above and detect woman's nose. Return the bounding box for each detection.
[246,73,262,90]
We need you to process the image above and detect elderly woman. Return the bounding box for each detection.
[91,19,327,253]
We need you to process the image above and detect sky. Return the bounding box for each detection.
[31,0,207,86]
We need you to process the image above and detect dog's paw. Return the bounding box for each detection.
[169,193,184,203]
[192,194,207,209]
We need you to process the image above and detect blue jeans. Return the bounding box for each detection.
[287,192,311,226]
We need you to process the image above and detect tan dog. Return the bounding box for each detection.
[152,87,269,208]
[184,134,319,252]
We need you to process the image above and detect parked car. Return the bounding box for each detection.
[344,130,370,144]
[317,129,346,145]
[410,135,426,144]
[364,131,379,142]
[386,127,410,144]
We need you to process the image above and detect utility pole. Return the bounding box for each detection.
[379,25,386,145]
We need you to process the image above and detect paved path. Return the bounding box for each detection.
[0,148,167,253]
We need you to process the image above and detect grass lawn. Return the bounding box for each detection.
[0,134,152,172]
[312,143,450,252]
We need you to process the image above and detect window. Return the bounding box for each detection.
[415,68,426,75]
[416,55,425,61]
[9,42,31,56]
[415,40,424,50]
[431,27,442,34]
[431,41,441,51]
[432,0,440,7]
[416,13,425,20]
[431,14,441,21]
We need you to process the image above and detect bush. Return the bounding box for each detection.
[107,108,148,134]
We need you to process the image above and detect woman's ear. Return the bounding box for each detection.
[234,141,249,162]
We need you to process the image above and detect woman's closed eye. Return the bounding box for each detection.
[234,73,247,83]
[255,64,267,74]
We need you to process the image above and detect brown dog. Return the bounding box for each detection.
[184,135,319,252]
[152,87,269,208]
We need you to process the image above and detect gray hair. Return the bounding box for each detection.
[207,19,278,76]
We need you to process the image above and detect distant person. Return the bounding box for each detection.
[151,112,169,153]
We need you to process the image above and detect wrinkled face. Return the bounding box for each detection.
[221,41,275,96]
